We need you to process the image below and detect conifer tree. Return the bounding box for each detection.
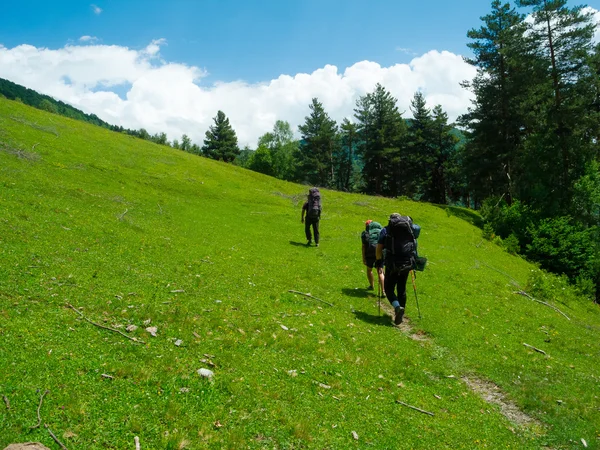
[202,111,240,163]
[297,98,339,187]
[354,84,407,196]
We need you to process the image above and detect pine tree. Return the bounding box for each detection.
[407,91,434,198]
[460,0,527,206]
[297,98,339,187]
[354,84,407,196]
[202,111,240,163]
[516,0,596,214]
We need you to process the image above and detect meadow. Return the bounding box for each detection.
[1,98,599,449]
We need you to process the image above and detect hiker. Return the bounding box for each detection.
[301,187,321,247]
[376,213,421,325]
[361,220,385,291]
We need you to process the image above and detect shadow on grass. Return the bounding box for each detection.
[352,310,392,327]
[289,241,310,247]
[341,287,374,298]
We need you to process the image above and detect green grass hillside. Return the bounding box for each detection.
[1,99,599,449]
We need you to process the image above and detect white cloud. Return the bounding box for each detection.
[583,7,600,43]
[91,4,102,15]
[79,35,99,43]
[0,40,476,148]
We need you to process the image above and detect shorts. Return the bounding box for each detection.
[365,256,377,268]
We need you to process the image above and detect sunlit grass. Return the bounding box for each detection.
[1,98,599,449]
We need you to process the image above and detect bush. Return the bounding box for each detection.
[503,233,520,255]
[482,223,495,241]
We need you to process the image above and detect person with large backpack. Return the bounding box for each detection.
[301,187,322,247]
[361,220,384,291]
[376,213,421,325]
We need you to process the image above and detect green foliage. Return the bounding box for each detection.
[482,223,495,241]
[256,120,298,180]
[297,98,339,187]
[38,98,58,114]
[355,84,408,196]
[202,110,240,162]
[503,233,520,255]
[1,98,600,448]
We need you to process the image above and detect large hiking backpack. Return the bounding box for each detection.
[385,215,417,271]
[307,188,321,219]
[363,221,382,258]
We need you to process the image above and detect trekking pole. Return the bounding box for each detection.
[377,275,381,317]
[410,270,422,319]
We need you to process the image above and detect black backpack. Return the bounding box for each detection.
[307,188,321,219]
[362,222,382,258]
[385,215,417,270]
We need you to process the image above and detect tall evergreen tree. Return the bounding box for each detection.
[428,105,459,204]
[460,0,527,206]
[297,98,339,187]
[354,84,407,196]
[516,0,596,214]
[202,110,240,163]
[407,92,434,197]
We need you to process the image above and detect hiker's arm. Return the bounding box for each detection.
[301,203,306,223]
[362,244,367,265]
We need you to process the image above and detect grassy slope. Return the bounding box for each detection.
[0,99,599,449]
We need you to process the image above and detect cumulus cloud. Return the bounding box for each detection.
[0,39,476,147]
[91,4,102,15]
[79,35,99,43]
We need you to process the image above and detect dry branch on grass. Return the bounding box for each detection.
[45,424,69,450]
[3,394,9,410]
[396,400,435,416]
[67,303,146,344]
[117,209,129,221]
[523,343,547,355]
[30,390,49,429]
[134,436,141,450]
[288,290,334,307]
[514,291,571,320]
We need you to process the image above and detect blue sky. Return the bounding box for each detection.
[0,0,533,83]
[0,1,598,146]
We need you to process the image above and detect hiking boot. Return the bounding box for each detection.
[306,240,312,246]
[367,286,374,291]
[394,306,405,325]
[315,243,319,247]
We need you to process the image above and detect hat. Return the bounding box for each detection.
[365,219,373,226]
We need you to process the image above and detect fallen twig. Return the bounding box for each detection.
[288,290,334,307]
[117,209,129,221]
[32,142,40,151]
[3,395,9,410]
[396,400,435,416]
[523,343,547,355]
[134,436,141,450]
[157,203,163,214]
[67,303,146,344]
[45,424,69,450]
[514,291,571,321]
[30,389,49,429]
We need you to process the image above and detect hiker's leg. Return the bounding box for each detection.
[305,219,312,242]
[397,270,410,309]
[313,219,320,244]
[377,267,385,294]
[384,269,398,306]
[366,266,374,288]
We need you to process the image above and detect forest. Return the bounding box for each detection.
[1,0,598,302]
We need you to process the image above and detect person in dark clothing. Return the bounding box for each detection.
[376,213,421,325]
[301,190,321,247]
